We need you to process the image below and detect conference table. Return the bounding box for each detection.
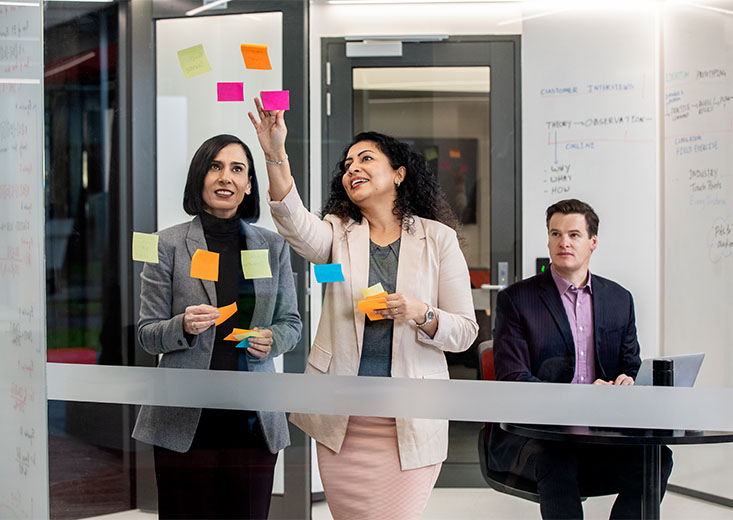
[501,423,733,520]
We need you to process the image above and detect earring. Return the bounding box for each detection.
[396,181,401,188]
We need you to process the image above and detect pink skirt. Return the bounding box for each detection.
[316,416,442,520]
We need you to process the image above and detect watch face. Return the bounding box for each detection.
[426,308,435,321]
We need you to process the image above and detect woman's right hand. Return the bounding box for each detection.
[183,304,219,335]
[248,97,287,159]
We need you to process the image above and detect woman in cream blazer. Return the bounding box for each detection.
[250,99,478,518]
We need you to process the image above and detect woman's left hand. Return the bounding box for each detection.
[376,293,428,323]
[247,327,273,358]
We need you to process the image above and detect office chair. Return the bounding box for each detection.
[477,340,542,502]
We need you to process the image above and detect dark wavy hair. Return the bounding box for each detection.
[182,134,260,222]
[322,132,459,233]
[546,199,599,237]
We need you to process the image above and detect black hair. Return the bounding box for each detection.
[322,131,459,233]
[182,134,260,222]
[546,199,599,237]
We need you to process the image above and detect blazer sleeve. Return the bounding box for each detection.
[493,288,542,382]
[416,229,479,353]
[247,238,302,364]
[619,292,642,379]
[268,183,334,265]
[137,237,200,355]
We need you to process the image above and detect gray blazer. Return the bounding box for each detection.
[132,216,302,454]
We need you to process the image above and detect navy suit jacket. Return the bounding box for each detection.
[487,269,641,472]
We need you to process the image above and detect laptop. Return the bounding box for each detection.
[635,353,705,387]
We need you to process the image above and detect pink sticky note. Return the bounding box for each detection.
[438,161,451,170]
[261,90,290,110]
[217,82,244,102]
[459,164,469,174]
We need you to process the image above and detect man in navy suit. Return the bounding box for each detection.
[488,199,673,519]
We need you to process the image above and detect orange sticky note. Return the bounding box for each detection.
[214,302,237,326]
[224,328,247,341]
[358,297,387,313]
[241,44,272,70]
[449,148,461,159]
[366,310,385,321]
[190,249,219,281]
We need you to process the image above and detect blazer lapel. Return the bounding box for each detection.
[346,218,371,358]
[185,216,217,306]
[538,270,574,353]
[393,219,426,352]
[241,222,273,328]
[591,276,608,381]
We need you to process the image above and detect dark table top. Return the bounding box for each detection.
[501,423,733,446]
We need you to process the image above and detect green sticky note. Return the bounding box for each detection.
[424,146,438,161]
[132,232,159,263]
[241,249,272,279]
[177,44,212,79]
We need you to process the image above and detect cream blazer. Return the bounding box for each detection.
[269,184,478,470]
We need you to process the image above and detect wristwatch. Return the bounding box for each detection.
[415,305,436,328]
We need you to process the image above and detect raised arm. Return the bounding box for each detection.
[248,97,292,201]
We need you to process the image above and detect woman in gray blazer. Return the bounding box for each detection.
[132,134,301,519]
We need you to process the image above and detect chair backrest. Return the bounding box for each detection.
[478,340,495,381]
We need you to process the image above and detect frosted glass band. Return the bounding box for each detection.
[47,363,733,431]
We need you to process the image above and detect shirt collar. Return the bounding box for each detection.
[550,265,593,295]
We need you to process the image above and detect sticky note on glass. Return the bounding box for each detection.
[241,249,272,279]
[241,43,272,70]
[214,302,237,326]
[261,90,290,111]
[217,82,244,102]
[132,232,159,263]
[439,161,451,170]
[360,283,385,299]
[190,249,219,281]
[449,148,461,159]
[177,44,212,79]
[314,263,344,283]
[424,147,438,161]
[459,164,469,174]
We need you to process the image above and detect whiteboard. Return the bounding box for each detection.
[155,12,283,233]
[662,3,733,499]
[522,9,659,356]
[0,2,49,518]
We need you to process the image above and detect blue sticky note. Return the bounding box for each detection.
[235,338,250,349]
[314,263,345,283]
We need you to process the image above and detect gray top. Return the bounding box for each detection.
[358,238,400,377]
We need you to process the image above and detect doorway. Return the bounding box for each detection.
[322,36,521,486]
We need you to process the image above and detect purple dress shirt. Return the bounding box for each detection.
[551,267,596,384]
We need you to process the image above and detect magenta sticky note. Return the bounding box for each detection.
[261,90,290,110]
[217,82,244,102]
[438,161,451,170]
[459,164,469,174]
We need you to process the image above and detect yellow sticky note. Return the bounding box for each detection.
[190,249,219,281]
[240,44,272,70]
[214,302,237,326]
[241,249,272,279]
[424,147,438,161]
[233,330,263,340]
[360,283,385,299]
[224,328,247,341]
[177,44,212,79]
[132,232,159,263]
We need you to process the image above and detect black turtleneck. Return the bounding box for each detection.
[199,212,255,371]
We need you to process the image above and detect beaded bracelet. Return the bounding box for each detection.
[264,154,288,166]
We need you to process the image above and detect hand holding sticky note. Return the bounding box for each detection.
[214,302,237,326]
[358,283,389,321]
[241,43,272,70]
[191,249,219,281]
[261,90,290,111]
[241,249,272,279]
[177,44,212,79]
[132,232,159,263]
[314,264,345,283]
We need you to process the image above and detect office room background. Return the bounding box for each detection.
[1,0,733,518]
